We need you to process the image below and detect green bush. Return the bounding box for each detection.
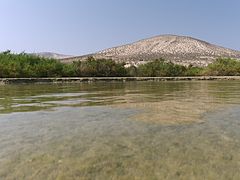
[0,52,127,78]
[72,57,127,77]
[126,65,138,77]
[0,51,65,78]
[184,65,203,76]
[136,59,187,77]
[203,58,240,76]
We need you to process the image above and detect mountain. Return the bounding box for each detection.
[33,52,72,59]
[62,35,240,67]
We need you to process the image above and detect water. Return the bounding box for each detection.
[0,81,240,179]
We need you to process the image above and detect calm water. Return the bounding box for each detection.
[0,81,240,179]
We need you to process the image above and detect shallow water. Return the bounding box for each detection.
[0,81,240,179]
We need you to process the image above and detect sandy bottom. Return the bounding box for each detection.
[1,82,240,179]
[111,93,222,124]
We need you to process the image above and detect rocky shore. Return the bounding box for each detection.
[1,76,240,85]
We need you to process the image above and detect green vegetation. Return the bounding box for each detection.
[0,51,240,78]
[129,59,204,77]
[134,59,187,77]
[0,52,127,77]
[0,51,66,78]
[202,58,240,76]
[72,57,127,77]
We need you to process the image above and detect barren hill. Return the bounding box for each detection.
[62,35,240,66]
[33,52,73,59]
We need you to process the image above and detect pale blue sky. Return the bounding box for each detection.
[0,0,239,55]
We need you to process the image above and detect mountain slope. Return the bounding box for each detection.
[33,52,72,59]
[62,35,240,66]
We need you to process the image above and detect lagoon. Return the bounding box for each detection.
[0,81,240,179]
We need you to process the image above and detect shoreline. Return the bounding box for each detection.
[1,76,240,85]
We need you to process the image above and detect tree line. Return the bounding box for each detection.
[0,51,240,78]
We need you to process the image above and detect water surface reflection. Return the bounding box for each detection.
[0,81,240,179]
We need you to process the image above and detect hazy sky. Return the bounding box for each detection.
[0,0,239,55]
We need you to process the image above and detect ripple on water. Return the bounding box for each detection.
[0,81,240,179]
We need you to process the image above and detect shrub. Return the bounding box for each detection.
[184,65,203,76]
[136,59,187,77]
[0,51,65,78]
[203,58,240,76]
[73,57,127,77]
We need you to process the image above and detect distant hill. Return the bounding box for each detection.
[62,35,240,67]
[32,52,72,59]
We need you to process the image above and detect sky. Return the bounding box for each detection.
[0,0,239,55]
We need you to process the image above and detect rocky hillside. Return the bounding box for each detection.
[62,35,240,67]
